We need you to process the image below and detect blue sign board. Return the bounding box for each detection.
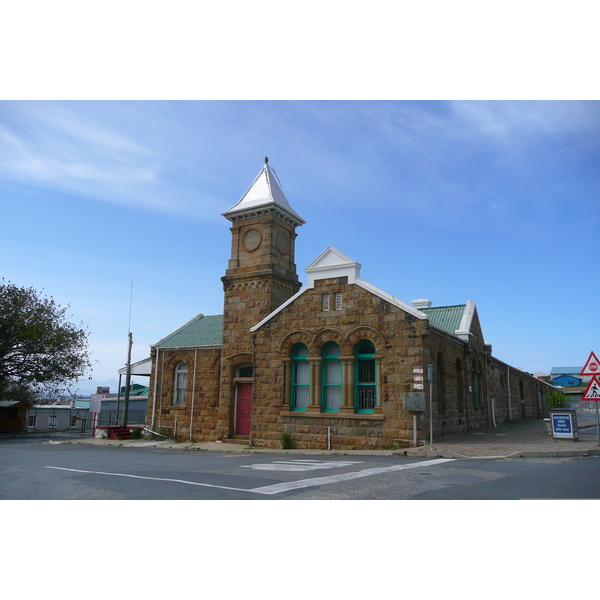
[551,410,578,440]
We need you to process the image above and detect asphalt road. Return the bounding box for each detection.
[2,436,600,499]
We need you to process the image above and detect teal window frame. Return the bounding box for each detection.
[291,344,310,411]
[322,342,342,412]
[354,340,377,413]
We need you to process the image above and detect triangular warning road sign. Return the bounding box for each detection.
[582,376,600,401]
[580,351,600,376]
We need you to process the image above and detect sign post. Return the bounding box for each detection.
[580,353,600,446]
[581,374,600,446]
[89,393,103,438]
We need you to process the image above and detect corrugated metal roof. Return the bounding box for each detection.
[550,367,583,375]
[155,314,223,348]
[420,305,466,334]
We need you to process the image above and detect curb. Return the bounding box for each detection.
[46,438,600,459]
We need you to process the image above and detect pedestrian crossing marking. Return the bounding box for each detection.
[239,459,363,472]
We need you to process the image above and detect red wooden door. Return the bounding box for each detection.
[235,383,252,435]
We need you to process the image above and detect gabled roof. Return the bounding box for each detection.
[251,246,478,343]
[153,314,223,349]
[222,160,305,227]
[421,305,467,335]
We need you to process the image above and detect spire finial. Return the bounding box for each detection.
[264,156,268,164]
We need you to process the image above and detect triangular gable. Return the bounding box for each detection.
[222,162,305,226]
[251,246,428,331]
[306,246,362,286]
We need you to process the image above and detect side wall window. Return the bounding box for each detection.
[322,342,342,412]
[355,340,376,413]
[174,362,188,404]
[456,358,464,414]
[436,352,446,414]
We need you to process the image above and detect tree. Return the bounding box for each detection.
[0,280,91,399]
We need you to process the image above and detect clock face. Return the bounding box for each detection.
[276,230,289,254]
[242,228,261,251]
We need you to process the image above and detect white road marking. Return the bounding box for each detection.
[44,466,251,493]
[240,459,363,472]
[45,458,455,496]
[250,458,456,495]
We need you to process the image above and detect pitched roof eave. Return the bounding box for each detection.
[250,286,308,332]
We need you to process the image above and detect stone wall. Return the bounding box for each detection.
[146,346,221,441]
[487,358,556,423]
[252,278,432,449]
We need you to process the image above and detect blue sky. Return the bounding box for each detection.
[1,100,598,387]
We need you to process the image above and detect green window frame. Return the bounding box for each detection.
[322,342,342,412]
[355,340,377,413]
[291,344,310,411]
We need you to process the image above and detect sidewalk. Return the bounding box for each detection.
[49,416,600,459]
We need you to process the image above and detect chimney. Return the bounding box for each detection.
[412,298,432,310]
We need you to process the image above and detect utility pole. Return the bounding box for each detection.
[123,281,134,428]
[123,331,133,427]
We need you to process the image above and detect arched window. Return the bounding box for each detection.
[174,362,188,404]
[291,344,310,411]
[322,342,342,412]
[355,340,376,413]
[436,352,446,414]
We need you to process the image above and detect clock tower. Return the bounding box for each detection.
[218,159,304,437]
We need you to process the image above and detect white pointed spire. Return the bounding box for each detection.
[222,159,305,226]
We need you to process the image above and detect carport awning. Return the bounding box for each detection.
[118,357,152,377]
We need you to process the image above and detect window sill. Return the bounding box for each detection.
[281,411,384,421]
[169,404,187,410]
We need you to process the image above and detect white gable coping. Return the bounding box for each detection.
[222,162,305,227]
[305,246,362,286]
[454,300,476,341]
[250,285,308,332]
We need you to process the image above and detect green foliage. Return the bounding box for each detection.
[132,427,144,439]
[281,432,293,449]
[0,279,91,398]
[0,379,36,405]
[547,390,570,409]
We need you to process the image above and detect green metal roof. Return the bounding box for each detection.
[420,305,466,334]
[155,314,223,348]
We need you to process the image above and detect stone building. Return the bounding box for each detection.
[146,160,555,449]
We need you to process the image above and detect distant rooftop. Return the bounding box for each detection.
[550,367,583,375]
